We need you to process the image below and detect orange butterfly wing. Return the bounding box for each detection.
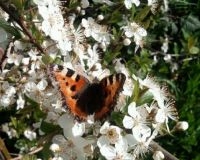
[53,66,89,119]
[53,66,126,121]
[94,73,126,120]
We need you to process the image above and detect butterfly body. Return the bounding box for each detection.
[53,65,126,121]
[76,83,105,115]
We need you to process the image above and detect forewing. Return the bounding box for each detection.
[53,66,89,119]
[95,73,126,119]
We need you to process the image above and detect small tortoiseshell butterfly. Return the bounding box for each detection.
[53,65,126,121]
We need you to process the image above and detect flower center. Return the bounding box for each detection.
[106,128,119,144]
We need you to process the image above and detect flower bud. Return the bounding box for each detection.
[123,38,131,46]
[175,121,189,131]
[50,143,60,152]
[153,150,165,160]
[97,15,104,21]
[76,6,81,13]
[163,54,171,62]
[81,10,86,15]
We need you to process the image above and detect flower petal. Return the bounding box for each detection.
[100,121,110,134]
[100,145,116,160]
[128,102,138,118]
[72,122,85,137]
[97,136,109,148]
[123,115,134,129]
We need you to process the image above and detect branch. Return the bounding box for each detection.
[0,2,46,54]
[150,141,179,160]
[0,138,12,160]
[10,146,43,160]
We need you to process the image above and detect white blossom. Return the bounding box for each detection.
[1,123,17,139]
[122,22,147,47]
[148,0,158,14]
[0,82,16,107]
[155,100,178,123]
[100,137,133,160]
[50,143,60,152]
[123,102,149,131]
[0,8,9,20]
[124,0,140,9]
[7,53,23,66]
[52,134,94,160]
[82,17,110,47]
[37,79,48,91]
[72,122,86,137]
[132,74,169,108]
[52,157,63,160]
[24,129,37,141]
[16,94,25,110]
[0,1,182,159]
[81,0,89,8]
[114,58,133,96]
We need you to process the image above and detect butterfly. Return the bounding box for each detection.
[53,65,126,121]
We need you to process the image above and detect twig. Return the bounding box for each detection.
[0,2,46,54]
[0,138,12,160]
[150,141,179,160]
[10,146,43,160]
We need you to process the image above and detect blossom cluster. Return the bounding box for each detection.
[0,0,188,160]
[49,72,182,160]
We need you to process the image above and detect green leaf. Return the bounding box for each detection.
[0,28,9,43]
[24,94,39,108]
[173,42,179,55]
[171,22,178,34]
[18,95,46,120]
[134,6,151,22]
[137,89,154,106]
[53,57,62,65]
[132,80,140,102]
[110,112,124,127]
[103,51,122,64]
[109,9,123,24]
[42,54,54,64]
[10,117,18,129]
[38,141,53,159]
[142,18,151,29]
[40,121,60,134]
[0,18,21,39]
[182,15,200,32]
[189,46,199,54]
[0,28,10,49]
